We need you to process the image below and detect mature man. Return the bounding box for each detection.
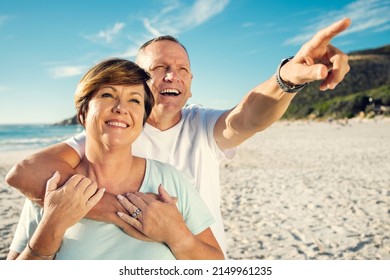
[6,18,351,256]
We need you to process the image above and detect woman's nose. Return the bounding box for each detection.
[112,100,127,114]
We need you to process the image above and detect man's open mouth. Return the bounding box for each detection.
[160,89,180,96]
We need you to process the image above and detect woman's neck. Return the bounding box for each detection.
[76,143,145,195]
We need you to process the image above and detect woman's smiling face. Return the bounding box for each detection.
[85,84,146,148]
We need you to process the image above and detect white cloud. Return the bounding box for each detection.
[285,0,390,45]
[115,46,141,59]
[143,18,166,37]
[374,24,390,32]
[49,66,86,79]
[190,0,229,25]
[79,0,229,59]
[85,22,126,43]
[142,0,230,36]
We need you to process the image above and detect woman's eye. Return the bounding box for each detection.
[129,99,141,104]
[101,93,113,98]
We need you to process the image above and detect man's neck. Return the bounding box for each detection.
[147,110,182,131]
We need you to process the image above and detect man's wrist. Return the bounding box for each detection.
[275,56,308,93]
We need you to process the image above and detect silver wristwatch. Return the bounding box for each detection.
[275,56,308,93]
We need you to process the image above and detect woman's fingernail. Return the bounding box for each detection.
[117,212,123,217]
[117,194,124,200]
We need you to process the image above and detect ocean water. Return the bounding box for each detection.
[0,124,84,152]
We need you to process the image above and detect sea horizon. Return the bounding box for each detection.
[0,123,83,152]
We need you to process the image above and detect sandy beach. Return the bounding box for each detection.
[1,118,389,260]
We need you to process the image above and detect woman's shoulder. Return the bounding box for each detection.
[145,159,192,193]
[146,158,183,176]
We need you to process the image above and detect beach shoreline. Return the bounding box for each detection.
[1,118,389,260]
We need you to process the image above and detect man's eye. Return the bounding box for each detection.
[153,65,167,72]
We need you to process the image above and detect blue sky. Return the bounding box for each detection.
[1,0,389,124]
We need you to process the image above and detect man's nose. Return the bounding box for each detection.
[164,71,179,82]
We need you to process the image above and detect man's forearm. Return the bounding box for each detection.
[239,76,295,132]
[6,157,75,204]
[5,143,79,205]
[216,76,294,150]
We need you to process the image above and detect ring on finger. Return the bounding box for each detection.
[131,208,141,219]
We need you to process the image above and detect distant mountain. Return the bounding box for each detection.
[53,115,78,126]
[55,44,390,125]
[349,44,390,56]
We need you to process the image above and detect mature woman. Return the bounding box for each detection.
[7,58,223,260]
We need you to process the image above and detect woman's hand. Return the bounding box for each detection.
[116,184,187,244]
[116,185,223,259]
[87,191,154,242]
[17,171,105,260]
[42,171,105,232]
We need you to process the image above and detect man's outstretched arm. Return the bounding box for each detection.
[215,18,351,150]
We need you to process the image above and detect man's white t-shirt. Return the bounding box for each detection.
[65,104,237,255]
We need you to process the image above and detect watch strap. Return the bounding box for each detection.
[275,56,308,93]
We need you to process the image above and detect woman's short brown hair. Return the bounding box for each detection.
[74,58,154,126]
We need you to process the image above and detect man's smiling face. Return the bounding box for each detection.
[137,40,193,118]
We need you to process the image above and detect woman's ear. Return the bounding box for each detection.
[78,111,86,127]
